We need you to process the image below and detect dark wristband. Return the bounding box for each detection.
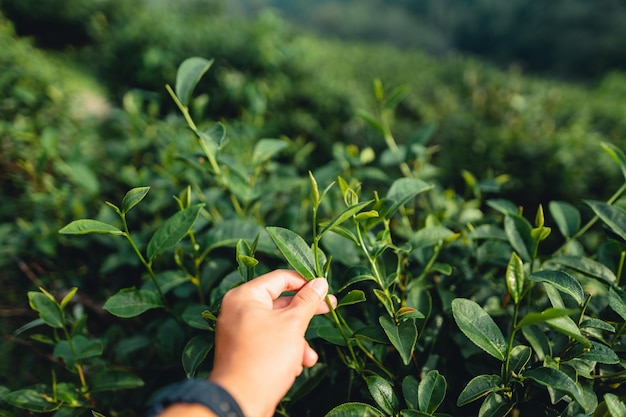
[145,378,244,417]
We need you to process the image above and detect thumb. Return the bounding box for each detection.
[289,278,328,320]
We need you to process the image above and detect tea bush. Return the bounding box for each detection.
[3,58,626,417]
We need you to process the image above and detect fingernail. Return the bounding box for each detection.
[310,278,328,297]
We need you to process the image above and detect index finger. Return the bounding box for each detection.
[239,269,312,305]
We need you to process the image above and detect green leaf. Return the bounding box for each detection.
[59,219,124,236]
[28,292,64,328]
[529,269,585,306]
[59,287,78,311]
[103,288,164,318]
[585,200,626,242]
[89,369,144,392]
[402,375,419,410]
[504,215,533,262]
[451,299,507,361]
[2,388,59,412]
[505,252,524,305]
[457,374,502,406]
[410,226,457,250]
[316,326,347,346]
[516,307,577,329]
[121,187,150,214]
[385,178,433,218]
[266,226,317,280]
[486,199,520,216]
[578,341,619,364]
[325,402,383,417]
[546,315,591,349]
[379,316,417,365]
[175,57,213,107]
[604,393,626,417]
[548,256,616,285]
[182,304,212,330]
[524,367,586,408]
[418,370,447,414]
[601,141,626,180]
[54,336,103,367]
[252,138,287,165]
[182,334,214,378]
[337,290,366,308]
[147,204,204,261]
[400,410,431,417]
[366,375,399,415]
[549,201,580,238]
[478,393,514,417]
[509,345,532,374]
[319,200,373,236]
[522,325,552,360]
[608,287,626,321]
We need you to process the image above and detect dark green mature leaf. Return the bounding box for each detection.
[337,290,366,308]
[366,375,399,415]
[505,252,524,305]
[59,219,124,236]
[379,316,418,365]
[549,201,580,238]
[410,226,457,250]
[451,299,507,361]
[28,292,63,329]
[604,393,626,417]
[317,326,347,346]
[175,57,213,107]
[320,200,373,236]
[457,375,502,406]
[578,341,619,364]
[2,388,59,412]
[608,287,626,321]
[182,304,212,330]
[182,334,214,378]
[399,410,431,417]
[509,345,532,374]
[402,375,419,410]
[529,270,585,306]
[478,393,514,417]
[121,187,150,214]
[548,256,616,285]
[89,369,144,392]
[266,227,317,280]
[524,367,586,408]
[325,402,383,417]
[522,325,551,360]
[504,215,533,262]
[418,370,446,414]
[103,288,164,318]
[252,138,287,165]
[516,308,577,329]
[147,204,204,261]
[385,178,433,218]
[586,200,626,242]
[54,336,103,367]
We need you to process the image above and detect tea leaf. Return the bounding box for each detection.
[266,226,317,280]
[529,270,585,305]
[585,200,626,242]
[451,298,507,361]
[548,201,580,238]
[147,204,204,261]
[608,287,626,321]
[121,187,150,214]
[252,138,287,165]
[3,388,59,412]
[90,369,144,392]
[545,316,591,349]
[338,290,366,308]
[59,219,124,235]
[478,392,514,417]
[28,292,63,329]
[325,402,383,417]
[578,341,619,364]
[457,374,502,407]
[402,375,419,410]
[504,215,533,262]
[182,334,214,378]
[508,345,532,374]
[524,367,585,408]
[505,252,524,305]
[319,200,373,236]
[366,375,399,415]
[379,315,417,365]
[410,226,457,250]
[175,57,213,107]
[103,288,164,318]
[317,326,347,346]
[548,256,616,285]
[418,370,446,414]
[604,393,626,417]
[516,308,576,329]
[386,178,433,218]
[601,141,626,180]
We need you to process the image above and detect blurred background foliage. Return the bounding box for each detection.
[2,0,626,409]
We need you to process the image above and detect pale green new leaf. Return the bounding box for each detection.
[319,200,373,236]
[121,187,150,214]
[451,298,507,361]
[59,219,124,236]
[516,308,577,329]
[175,57,213,107]
[604,393,626,417]
[505,252,524,304]
[103,287,164,318]
[147,204,204,261]
[266,226,317,280]
[529,270,585,305]
[546,315,591,349]
[28,292,64,329]
[601,141,626,180]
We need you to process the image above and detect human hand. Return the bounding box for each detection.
[208,269,336,417]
